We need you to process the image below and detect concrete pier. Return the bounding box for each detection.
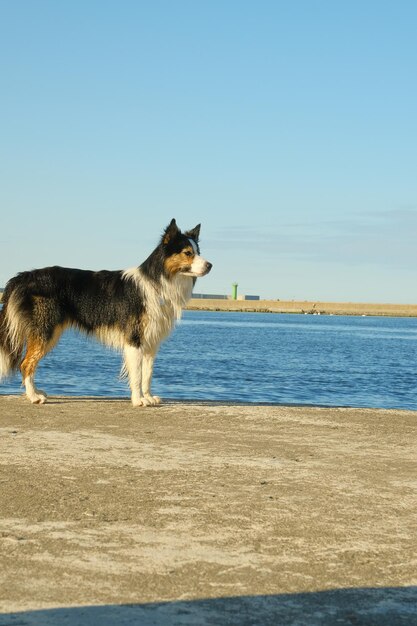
[1,396,416,624]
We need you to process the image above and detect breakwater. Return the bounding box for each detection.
[187,298,417,317]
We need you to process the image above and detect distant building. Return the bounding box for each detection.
[192,293,260,301]
[192,293,228,300]
[237,295,260,301]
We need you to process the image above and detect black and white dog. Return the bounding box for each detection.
[0,219,212,405]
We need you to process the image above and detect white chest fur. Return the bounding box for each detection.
[123,268,193,351]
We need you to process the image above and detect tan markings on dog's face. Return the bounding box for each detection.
[164,245,195,276]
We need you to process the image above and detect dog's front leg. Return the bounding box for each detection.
[123,345,144,407]
[141,350,161,406]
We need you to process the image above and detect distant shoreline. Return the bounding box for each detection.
[1,292,416,317]
[187,298,417,317]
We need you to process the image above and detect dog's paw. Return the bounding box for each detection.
[131,395,162,407]
[141,395,162,407]
[28,390,48,405]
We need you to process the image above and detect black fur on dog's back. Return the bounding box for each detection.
[1,266,146,350]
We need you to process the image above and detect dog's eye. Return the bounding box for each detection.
[184,250,193,257]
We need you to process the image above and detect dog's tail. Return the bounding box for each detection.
[0,278,28,380]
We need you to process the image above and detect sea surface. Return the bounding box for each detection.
[1,311,417,410]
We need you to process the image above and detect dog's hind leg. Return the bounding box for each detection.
[20,336,49,404]
[141,350,161,406]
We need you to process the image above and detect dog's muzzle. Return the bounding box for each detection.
[202,261,213,276]
[188,256,213,277]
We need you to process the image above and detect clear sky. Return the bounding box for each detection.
[1,0,416,302]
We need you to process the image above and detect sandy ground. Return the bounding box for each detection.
[187,298,417,317]
[1,396,417,625]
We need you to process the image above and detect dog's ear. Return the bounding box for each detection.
[163,218,180,245]
[185,223,201,242]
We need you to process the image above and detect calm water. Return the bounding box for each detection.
[1,311,417,410]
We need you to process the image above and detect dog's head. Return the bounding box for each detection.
[162,219,212,278]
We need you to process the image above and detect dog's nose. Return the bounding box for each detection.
[206,262,213,273]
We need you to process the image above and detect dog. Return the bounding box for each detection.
[0,219,212,405]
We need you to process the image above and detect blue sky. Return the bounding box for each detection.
[1,0,416,302]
